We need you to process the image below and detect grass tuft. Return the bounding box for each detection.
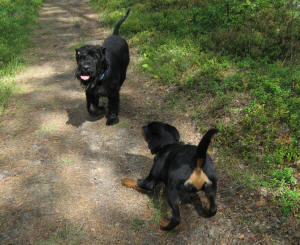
[0,0,43,114]
[35,223,85,245]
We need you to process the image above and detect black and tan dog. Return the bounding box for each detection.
[75,9,130,125]
[122,122,218,230]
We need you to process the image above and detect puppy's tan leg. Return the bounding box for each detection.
[204,191,217,217]
[202,196,210,211]
[160,219,170,229]
[121,178,143,191]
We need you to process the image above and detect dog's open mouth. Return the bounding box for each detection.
[80,75,90,80]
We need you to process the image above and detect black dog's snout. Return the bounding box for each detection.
[81,63,90,72]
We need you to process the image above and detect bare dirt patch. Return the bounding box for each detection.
[0,0,297,244]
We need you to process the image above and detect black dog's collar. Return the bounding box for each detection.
[85,70,107,91]
[100,70,107,80]
[85,70,107,90]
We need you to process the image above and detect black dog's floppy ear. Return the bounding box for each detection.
[96,46,106,56]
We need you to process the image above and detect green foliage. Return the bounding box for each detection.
[36,223,85,245]
[277,189,299,216]
[148,196,164,223]
[268,168,299,215]
[0,0,43,113]
[91,0,299,215]
[132,218,144,232]
[91,0,299,61]
[0,77,14,113]
[272,168,295,186]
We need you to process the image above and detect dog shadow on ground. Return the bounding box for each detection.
[66,103,105,127]
[66,98,108,127]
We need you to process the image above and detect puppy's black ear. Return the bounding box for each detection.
[147,131,164,154]
[164,124,180,142]
[148,139,161,154]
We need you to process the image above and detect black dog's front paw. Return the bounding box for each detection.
[106,113,119,125]
[88,104,105,117]
[206,207,217,217]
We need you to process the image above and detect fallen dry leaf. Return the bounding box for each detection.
[256,198,266,207]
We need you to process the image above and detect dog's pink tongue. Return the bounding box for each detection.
[80,75,90,80]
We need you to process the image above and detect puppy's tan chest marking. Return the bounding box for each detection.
[184,169,211,190]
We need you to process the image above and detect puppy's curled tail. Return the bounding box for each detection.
[196,128,218,164]
[113,8,130,35]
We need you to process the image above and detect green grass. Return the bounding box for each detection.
[117,118,129,128]
[61,156,76,165]
[0,0,43,114]
[148,196,164,224]
[90,0,299,216]
[35,223,85,245]
[34,124,56,136]
[69,41,86,51]
[132,217,144,232]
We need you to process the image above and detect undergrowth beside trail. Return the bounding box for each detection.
[0,0,43,113]
[91,0,299,216]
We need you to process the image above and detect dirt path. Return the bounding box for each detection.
[0,0,296,244]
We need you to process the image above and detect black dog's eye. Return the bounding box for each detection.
[78,54,86,59]
[76,52,82,58]
[88,51,97,57]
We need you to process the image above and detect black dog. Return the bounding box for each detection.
[122,122,218,230]
[75,9,130,125]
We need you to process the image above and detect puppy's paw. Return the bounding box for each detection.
[122,178,137,188]
[160,220,170,230]
[160,217,180,231]
[106,114,119,125]
[121,178,142,191]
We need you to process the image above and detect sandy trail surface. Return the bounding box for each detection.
[0,0,295,244]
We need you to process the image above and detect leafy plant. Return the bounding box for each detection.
[272,168,295,186]
[0,0,43,114]
[132,218,144,232]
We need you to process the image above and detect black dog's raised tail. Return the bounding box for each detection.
[113,9,130,35]
[196,128,218,162]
